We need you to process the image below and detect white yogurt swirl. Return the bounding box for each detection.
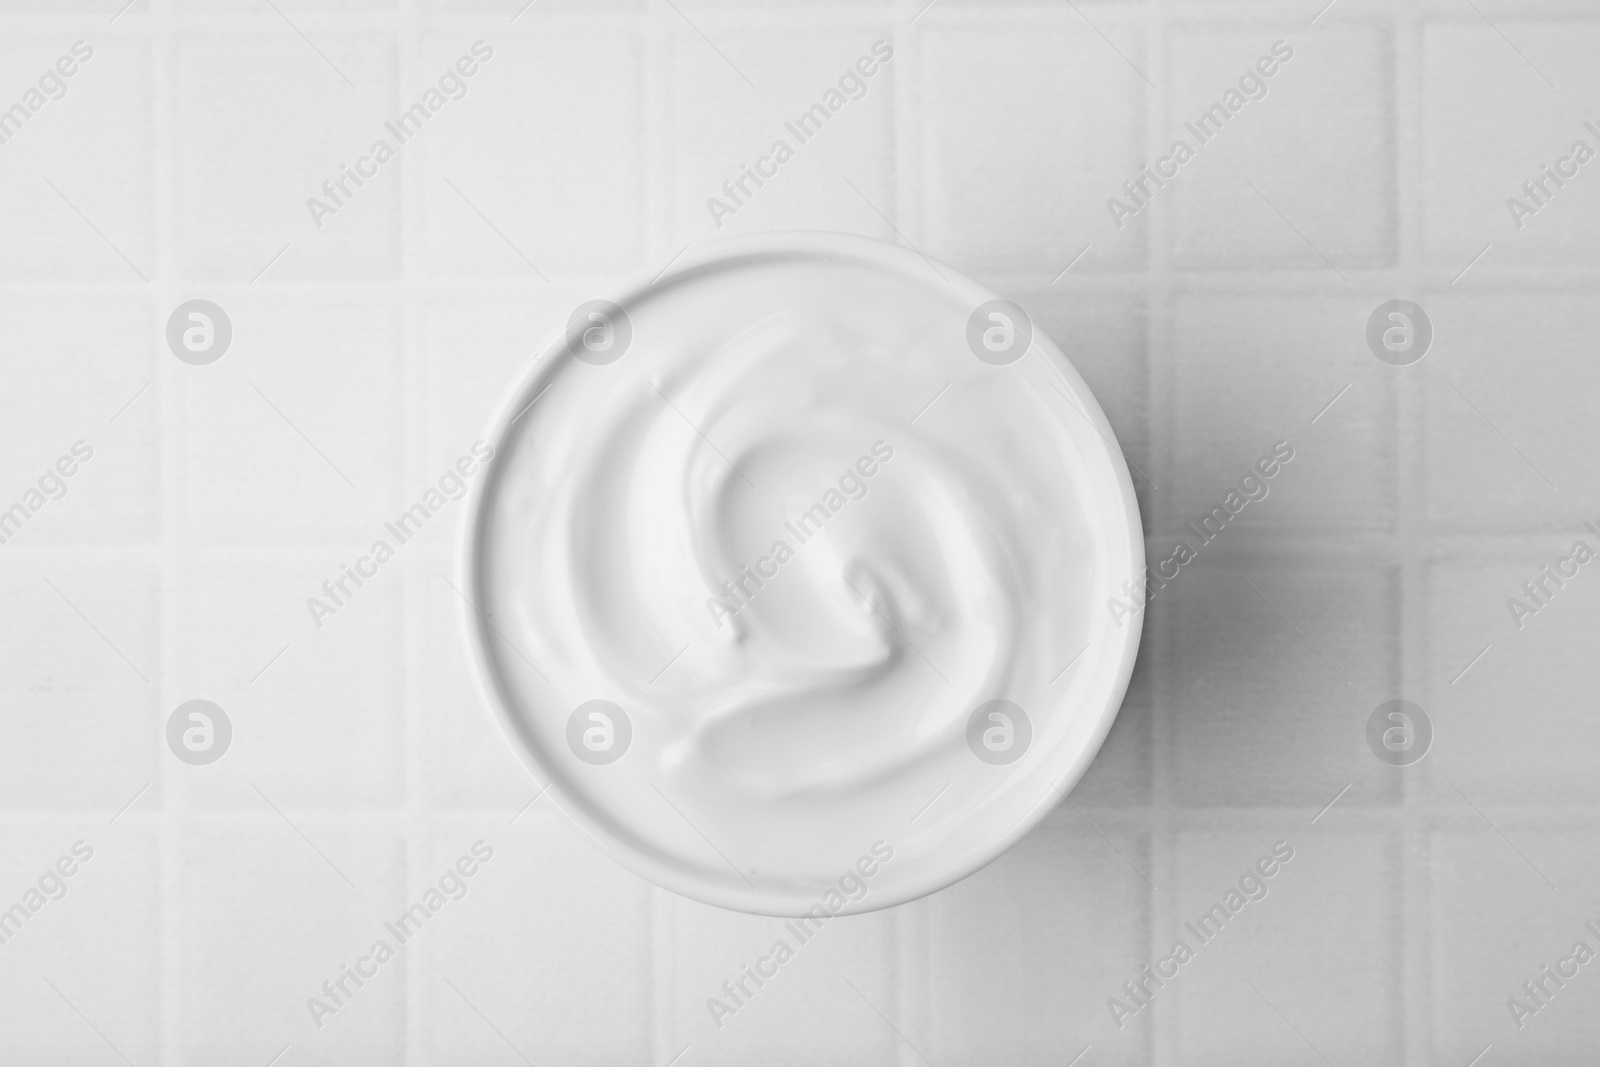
[461,234,1142,913]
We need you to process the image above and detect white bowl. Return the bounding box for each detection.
[458,231,1143,915]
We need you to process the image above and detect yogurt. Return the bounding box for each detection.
[460,233,1142,914]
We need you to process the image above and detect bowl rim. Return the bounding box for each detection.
[456,229,1145,915]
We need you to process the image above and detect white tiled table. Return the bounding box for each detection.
[1,1,1597,1063]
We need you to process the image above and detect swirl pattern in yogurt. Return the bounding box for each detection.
[461,234,1142,914]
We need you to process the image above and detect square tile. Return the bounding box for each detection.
[1423,22,1600,268]
[174,822,407,1065]
[0,294,157,545]
[920,15,1149,274]
[174,32,401,279]
[0,828,159,1065]
[0,37,154,282]
[668,26,898,243]
[919,813,1152,1064]
[423,26,646,277]
[1165,560,1400,808]
[173,295,403,546]
[0,560,157,810]
[1167,292,1397,533]
[169,551,405,808]
[1422,292,1600,531]
[1169,26,1396,270]
[666,883,898,1065]
[1431,828,1600,1061]
[422,813,655,1064]
[1427,553,1600,805]
[1172,830,1401,1064]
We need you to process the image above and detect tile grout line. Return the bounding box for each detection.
[1142,0,1174,1062]
[392,3,419,1063]
[895,6,918,1062]
[1394,4,1431,1064]
[646,5,675,1064]
[403,1,426,1061]
[152,1,178,1065]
